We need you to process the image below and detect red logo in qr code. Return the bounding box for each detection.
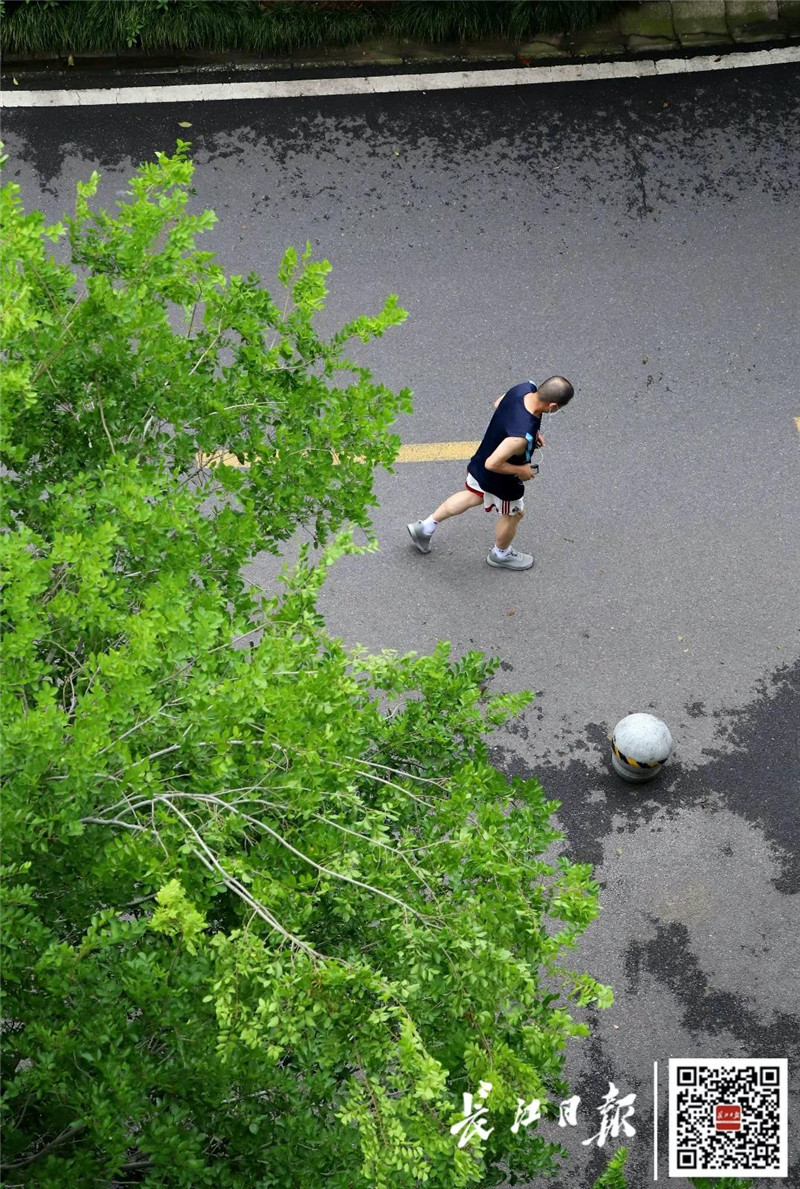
[715,1104,742,1132]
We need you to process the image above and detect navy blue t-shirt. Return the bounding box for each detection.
[469,382,540,500]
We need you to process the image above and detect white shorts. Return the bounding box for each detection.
[465,469,524,516]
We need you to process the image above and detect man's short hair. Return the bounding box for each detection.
[538,375,574,407]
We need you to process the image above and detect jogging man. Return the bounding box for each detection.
[406,376,574,570]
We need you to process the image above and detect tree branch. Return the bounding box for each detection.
[97,395,116,455]
[0,1121,87,1171]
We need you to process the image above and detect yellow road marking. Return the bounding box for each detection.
[199,451,255,469]
[198,441,479,470]
[396,441,479,463]
[202,423,800,469]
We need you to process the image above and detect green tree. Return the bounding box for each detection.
[591,1147,628,1189]
[1,147,613,1188]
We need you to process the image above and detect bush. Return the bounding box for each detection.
[0,0,619,58]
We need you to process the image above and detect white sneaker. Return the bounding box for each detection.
[407,521,432,554]
[487,547,533,570]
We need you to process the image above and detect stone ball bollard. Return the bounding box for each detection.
[611,713,673,783]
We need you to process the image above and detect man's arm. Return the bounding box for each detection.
[485,436,533,478]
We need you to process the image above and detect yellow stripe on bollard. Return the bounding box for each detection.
[612,742,660,770]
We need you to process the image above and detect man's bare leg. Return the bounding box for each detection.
[407,489,483,554]
[494,511,523,551]
[431,489,483,522]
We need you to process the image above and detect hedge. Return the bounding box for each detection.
[1,0,619,58]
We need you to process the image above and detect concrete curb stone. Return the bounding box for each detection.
[726,0,786,39]
[778,0,800,29]
[383,41,464,64]
[620,1,676,39]
[574,39,627,57]
[517,41,572,62]
[524,33,566,49]
[672,0,730,47]
[332,39,405,65]
[627,33,680,51]
[459,38,524,62]
[573,14,628,57]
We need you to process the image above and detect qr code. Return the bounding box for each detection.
[668,1058,788,1178]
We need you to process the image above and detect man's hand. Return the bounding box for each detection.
[519,463,537,481]
[536,431,545,448]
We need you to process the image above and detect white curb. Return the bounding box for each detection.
[2,46,798,108]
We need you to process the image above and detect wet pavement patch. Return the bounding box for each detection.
[494,658,800,893]
[625,917,800,1050]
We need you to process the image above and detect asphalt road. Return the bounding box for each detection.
[4,60,799,1187]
